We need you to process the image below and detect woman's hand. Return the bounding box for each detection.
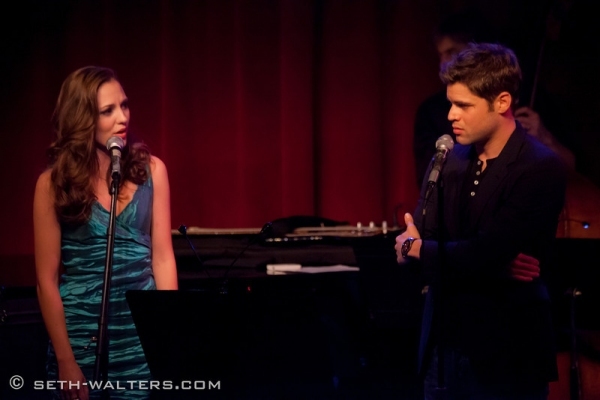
[57,359,89,400]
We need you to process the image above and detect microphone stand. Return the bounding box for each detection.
[220,222,272,295]
[421,176,447,399]
[94,172,120,395]
[177,223,271,294]
[178,224,211,279]
[421,137,452,399]
[568,287,582,400]
[434,177,447,398]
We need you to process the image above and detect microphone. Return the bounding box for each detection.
[106,136,124,179]
[428,134,454,185]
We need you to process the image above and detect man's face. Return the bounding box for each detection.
[436,36,469,67]
[447,82,499,146]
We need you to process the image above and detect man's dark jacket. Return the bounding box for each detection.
[413,124,566,384]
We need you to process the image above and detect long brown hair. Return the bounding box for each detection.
[47,66,151,225]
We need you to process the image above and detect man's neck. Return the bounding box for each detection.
[476,118,516,162]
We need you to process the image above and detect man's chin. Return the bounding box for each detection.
[455,135,467,145]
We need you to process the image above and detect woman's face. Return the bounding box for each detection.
[95,79,129,149]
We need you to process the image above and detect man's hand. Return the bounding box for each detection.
[509,252,540,282]
[515,106,545,138]
[395,213,421,263]
[515,106,576,169]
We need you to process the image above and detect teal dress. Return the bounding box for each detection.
[47,176,155,399]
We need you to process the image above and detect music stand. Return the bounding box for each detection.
[349,233,425,328]
[126,284,335,399]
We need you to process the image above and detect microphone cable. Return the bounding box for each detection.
[178,224,211,279]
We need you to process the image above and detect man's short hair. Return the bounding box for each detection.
[439,43,522,108]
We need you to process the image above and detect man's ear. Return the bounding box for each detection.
[494,91,512,114]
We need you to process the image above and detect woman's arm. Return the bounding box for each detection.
[34,170,88,399]
[150,156,178,290]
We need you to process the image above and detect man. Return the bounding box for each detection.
[397,43,566,399]
[413,14,575,188]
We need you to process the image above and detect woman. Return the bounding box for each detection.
[34,66,178,400]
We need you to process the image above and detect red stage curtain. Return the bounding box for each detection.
[0,0,443,284]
